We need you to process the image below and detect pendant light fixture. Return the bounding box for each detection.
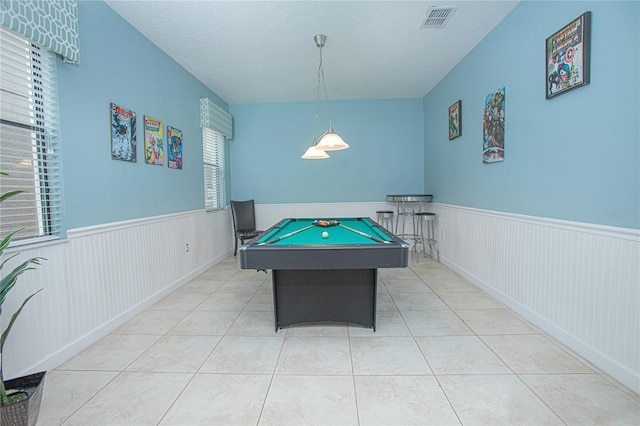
[301,34,348,159]
[301,141,330,159]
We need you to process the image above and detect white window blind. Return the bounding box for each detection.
[0,28,61,243]
[203,127,225,211]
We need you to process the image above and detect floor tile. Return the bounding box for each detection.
[391,291,450,311]
[256,280,273,294]
[426,276,476,292]
[355,375,460,425]
[160,373,271,425]
[259,375,358,425]
[37,370,118,426]
[402,310,474,336]
[275,336,352,375]
[197,266,238,281]
[126,335,220,373]
[378,267,419,280]
[174,278,225,294]
[286,322,350,336]
[375,291,398,311]
[439,374,564,425]
[411,258,448,272]
[415,336,511,374]
[149,292,210,311]
[456,308,540,334]
[57,334,160,371]
[521,373,640,425]
[226,310,279,336]
[244,292,274,311]
[481,335,593,374]
[113,310,188,335]
[199,335,284,374]
[167,309,239,335]
[384,278,434,294]
[349,310,411,337]
[437,290,502,310]
[195,292,254,311]
[214,279,263,293]
[226,268,270,282]
[63,372,192,425]
[350,336,431,375]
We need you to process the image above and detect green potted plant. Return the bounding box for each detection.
[0,171,46,426]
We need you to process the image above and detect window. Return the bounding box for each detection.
[0,28,61,243]
[203,127,225,211]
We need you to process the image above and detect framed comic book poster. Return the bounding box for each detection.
[110,103,136,162]
[483,87,505,164]
[448,100,461,140]
[167,125,183,169]
[144,116,164,165]
[546,12,591,99]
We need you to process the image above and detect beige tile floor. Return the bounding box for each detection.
[37,255,640,425]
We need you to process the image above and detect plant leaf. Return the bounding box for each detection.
[0,289,43,355]
[0,257,44,306]
[0,229,23,254]
[0,189,24,203]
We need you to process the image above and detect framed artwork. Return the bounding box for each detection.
[448,100,462,140]
[545,11,591,99]
[144,116,164,165]
[110,103,136,162]
[483,87,505,164]
[167,125,183,169]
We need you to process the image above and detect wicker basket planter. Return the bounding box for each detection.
[0,371,46,426]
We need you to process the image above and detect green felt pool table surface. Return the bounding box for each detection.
[257,217,391,246]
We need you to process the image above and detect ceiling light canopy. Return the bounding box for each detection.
[301,34,348,159]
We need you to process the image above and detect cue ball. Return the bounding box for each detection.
[322,231,329,239]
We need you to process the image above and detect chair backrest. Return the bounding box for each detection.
[230,199,256,232]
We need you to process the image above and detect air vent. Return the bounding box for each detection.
[421,6,457,29]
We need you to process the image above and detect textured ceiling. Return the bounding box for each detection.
[105,1,519,105]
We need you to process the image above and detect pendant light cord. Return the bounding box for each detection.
[317,44,333,135]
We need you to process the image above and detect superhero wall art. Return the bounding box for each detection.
[483,87,505,164]
[545,12,591,99]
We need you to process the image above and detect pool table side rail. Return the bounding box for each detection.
[240,243,409,270]
[239,217,409,270]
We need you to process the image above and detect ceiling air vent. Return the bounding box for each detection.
[421,6,457,29]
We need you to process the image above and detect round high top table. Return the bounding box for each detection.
[386,194,433,242]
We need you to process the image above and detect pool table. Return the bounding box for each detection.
[239,217,409,331]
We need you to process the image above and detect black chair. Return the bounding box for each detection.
[230,199,261,256]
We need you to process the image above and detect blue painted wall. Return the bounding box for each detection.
[54,1,638,232]
[423,1,639,229]
[229,99,424,203]
[56,0,226,231]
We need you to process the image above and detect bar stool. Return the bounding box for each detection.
[394,199,419,242]
[414,212,440,263]
[376,210,394,231]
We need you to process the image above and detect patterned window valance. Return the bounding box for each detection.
[200,97,233,139]
[1,0,80,64]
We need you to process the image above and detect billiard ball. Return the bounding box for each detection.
[322,231,329,239]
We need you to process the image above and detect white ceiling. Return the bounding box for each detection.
[104,1,519,105]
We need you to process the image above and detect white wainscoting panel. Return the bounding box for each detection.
[428,203,639,394]
[2,209,233,378]
[0,240,70,379]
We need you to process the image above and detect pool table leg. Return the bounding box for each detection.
[271,268,377,331]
